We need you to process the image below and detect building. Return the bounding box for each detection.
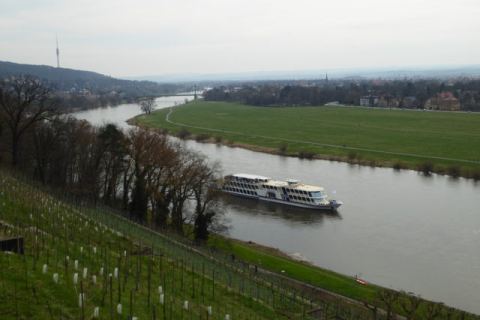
[424,92,461,111]
[377,96,399,108]
[400,96,419,109]
[359,95,379,107]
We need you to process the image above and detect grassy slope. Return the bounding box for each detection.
[136,101,480,175]
[209,236,378,302]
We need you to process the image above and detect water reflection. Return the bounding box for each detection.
[221,194,341,225]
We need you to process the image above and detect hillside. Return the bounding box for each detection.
[0,171,310,319]
[0,60,180,97]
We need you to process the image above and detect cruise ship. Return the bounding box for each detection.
[221,173,342,211]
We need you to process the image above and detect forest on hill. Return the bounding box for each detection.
[0,61,187,111]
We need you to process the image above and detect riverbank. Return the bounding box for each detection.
[208,234,379,302]
[130,101,480,180]
[207,234,480,319]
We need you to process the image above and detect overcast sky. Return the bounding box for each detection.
[1,0,479,77]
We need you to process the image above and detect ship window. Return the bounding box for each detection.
[311,191,324,199]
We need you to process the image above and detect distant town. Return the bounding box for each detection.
[204,78,480,112]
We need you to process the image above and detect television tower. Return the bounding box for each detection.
[56,35,60,68]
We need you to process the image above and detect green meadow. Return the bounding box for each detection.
[135,101,480,177]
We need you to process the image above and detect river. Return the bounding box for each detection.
[73,97,480,313]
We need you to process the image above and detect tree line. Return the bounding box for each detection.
[204,79,480,111]
[0,75,222,241]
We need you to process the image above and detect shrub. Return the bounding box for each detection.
[446,165,461,178]
[417,161,434,175]
[278,143,288,155]
[471,169,480,181]
[298,151,315,159]
[195,133,211,142]
[393,161,405,170]
[214,136,223,144]
[347,152,358,161]
[176,128,191,139]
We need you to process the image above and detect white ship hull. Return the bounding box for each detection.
[223,190,342,210]
[221,173,342,211]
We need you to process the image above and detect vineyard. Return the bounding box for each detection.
[1,170,479,319]
[0,170,372,319]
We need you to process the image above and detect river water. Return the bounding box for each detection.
[73,97,480,313]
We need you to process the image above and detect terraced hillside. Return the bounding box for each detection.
[0,171,368,319]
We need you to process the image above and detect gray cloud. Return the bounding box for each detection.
[0,0,479,77]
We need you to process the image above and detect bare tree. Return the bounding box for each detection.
[0,76,57,165]
[139,97,155,114]
[146,138,178,228]
[169,150,200,234]
[191,159,222,242]
[97,123,128,205]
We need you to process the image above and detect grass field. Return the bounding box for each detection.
[135,101,480,178]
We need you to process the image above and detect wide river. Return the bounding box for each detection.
[73,97,480,313]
